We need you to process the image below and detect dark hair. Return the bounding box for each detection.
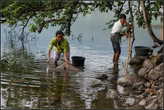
[56,30,64,36]
[119,14,126,19]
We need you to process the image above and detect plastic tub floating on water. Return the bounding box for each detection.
[135,46,153,56]
[71,56,85,67]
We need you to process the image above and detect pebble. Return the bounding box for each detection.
[139,99,146,106]
[117,85,129,95]
[125,97,135,106]
[106,89,118,99]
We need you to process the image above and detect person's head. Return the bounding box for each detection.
[119,14,126,25]
[55,30,64,41]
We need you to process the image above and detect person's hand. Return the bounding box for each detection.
[63,61,69,70]
[47,58,50,63]
[65,60,71,65]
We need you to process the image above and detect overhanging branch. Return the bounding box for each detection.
[140,0,163,45]
[37,18,65,33]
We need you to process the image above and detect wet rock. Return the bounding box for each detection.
[0,59,8,64]
[144,82,151,88]
[132,81,146,94]
[135,94,145,99]
[91,79,103,88]
[96,74,108,81]
[145,99,158,110]
[158,45,164,54]
[145,88,157,96]
[143,59,154,69]
[158,89,164,109]
[125,97,135,106]
[148,63,164,80]
[117,74,137,87]
[159,77,164,82]
[138,59,154,78]
[150,54,164,65]
[146,95,157,102]
[54,63,81,73]
[106,89,118,99]
[129,56,146,65]
[132,80,144,89]
[124,105,144,110]
[0,59,9,69]
[117,85,130,95]
[139,99,146,106]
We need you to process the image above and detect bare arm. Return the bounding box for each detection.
[48,49,51,62]
[64,49,70,64]
[125,20,132,29]
[121,20,132,38]
[63,40,71,64]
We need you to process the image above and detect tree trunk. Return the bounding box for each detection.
[0,23,1,60]
[160,16,164,41]
[125,0,135,74]
[140,0,162,45]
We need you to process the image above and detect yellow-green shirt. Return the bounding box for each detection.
[49,38,69,53]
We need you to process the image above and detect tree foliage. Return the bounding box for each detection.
[0,0,163,38]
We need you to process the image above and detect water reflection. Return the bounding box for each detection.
[1,49,118,109]
[1,24,121,109]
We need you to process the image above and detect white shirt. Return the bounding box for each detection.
[111,20,123,34]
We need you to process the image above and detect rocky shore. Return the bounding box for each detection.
[115,50,164,109]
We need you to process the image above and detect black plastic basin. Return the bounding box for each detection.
[71,56,85,67]
[135,46,153,56]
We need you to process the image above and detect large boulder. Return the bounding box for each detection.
[138,59,154,78]
[129,56,147,65]
[142,59,154,69]
[117,74,138,87]
[149,54,164,65]
[148,63,164,80]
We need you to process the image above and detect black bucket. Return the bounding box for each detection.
[71,56,85,67]
[135,46,153,56]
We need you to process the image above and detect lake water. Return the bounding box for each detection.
[0,10,160,109]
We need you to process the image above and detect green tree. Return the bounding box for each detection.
[0,0,163,44]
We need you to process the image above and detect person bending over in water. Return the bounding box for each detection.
[110,14,132,65]
[48,30,70,67]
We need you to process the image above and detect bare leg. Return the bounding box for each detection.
[113,53,116,63]
[115,52,120,64]
[54,52,61,67]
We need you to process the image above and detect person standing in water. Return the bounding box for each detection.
[110,14,132,65]
[48,30,70,67]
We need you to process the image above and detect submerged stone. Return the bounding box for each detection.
[117,74,138,87]
[96,74,108,81]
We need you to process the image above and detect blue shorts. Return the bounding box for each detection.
[111,33,121,53]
